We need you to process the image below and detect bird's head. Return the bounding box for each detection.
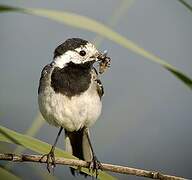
[52,38,103,68]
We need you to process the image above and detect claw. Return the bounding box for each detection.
[39,148,56,173]
[89,156,103,178]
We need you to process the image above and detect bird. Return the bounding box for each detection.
[38,38,110,177]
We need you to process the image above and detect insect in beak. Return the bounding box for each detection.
[97,50,111,74]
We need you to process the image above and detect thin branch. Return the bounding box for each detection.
[0,153,186,180]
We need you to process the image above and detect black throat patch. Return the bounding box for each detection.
[51,62,92,97]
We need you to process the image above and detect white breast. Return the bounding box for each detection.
[38,82,102,132]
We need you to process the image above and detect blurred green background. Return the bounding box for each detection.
[0,0,192,179]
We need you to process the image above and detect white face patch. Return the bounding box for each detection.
[53,50,81,68]
[53,42,99,68]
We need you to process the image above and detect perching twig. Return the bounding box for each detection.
[0,153,186,180]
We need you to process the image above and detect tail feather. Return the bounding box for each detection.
[82,129,92,162]
[65,128,93,176]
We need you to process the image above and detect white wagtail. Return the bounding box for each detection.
[38,38,110,176]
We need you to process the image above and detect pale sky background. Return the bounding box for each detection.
[0,0,192,179]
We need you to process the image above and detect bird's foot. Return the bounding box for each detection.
[89,155,103,178]
[39,147,56,173]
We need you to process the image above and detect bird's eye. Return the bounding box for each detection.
[79,50,86,56]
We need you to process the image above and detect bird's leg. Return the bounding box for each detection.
[84,128,102,178]
[40,127,63,173]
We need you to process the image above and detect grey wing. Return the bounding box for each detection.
[96,78,104,99]
[38,64,53,94]
[92,68,104,99]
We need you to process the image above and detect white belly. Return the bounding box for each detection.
[38,85,102,132]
